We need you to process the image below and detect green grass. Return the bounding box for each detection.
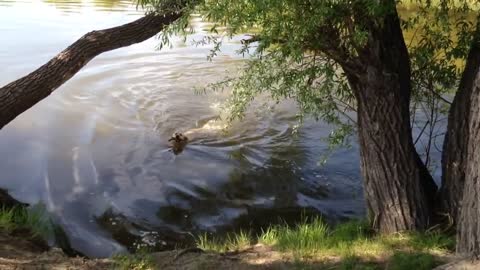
[196,218,454,269]
[388,252,437,270]
[258,218,453,258]
[111,252,156,270]
[0,204,52,239]
[197,230,252,253]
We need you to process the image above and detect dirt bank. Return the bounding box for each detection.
[0,234,111,270]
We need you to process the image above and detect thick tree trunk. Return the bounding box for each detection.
[440,24,480,226]
[456,68,480,257]
[0,12,181,130]
[344,10,437,233]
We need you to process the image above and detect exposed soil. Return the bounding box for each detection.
[151,245,476,270]
[0,231,111,270]
[0,241,307,270]
[152,244,300,270]
[433,259,480,270]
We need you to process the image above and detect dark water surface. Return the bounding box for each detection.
[0,0,365,257]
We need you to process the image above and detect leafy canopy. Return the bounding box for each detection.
[138,0,478,153]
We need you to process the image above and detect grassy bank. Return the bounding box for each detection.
[0,205,52,239]
[0,204,454,269]
[195,218,454,270]
[112,218,455,270]
[0,204,115,270]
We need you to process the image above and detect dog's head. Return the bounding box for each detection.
[169,132,188,142]
[168,132,189,155]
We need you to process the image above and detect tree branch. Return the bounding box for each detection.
[0,12,182,129]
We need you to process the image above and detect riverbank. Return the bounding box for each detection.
[133,219,458,270]
[0,234,111,270]
[0,224,474,270]
[0,189,110,269]
[103,217,473,270]
[0,235,478,270]
[0,189,477,270]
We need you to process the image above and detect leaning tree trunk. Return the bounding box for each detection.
[439,22,480,226]
[456,64,480,258]
[344,10,437,233]
[0,12,182,130]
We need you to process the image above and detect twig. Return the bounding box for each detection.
[173,248,204,261]
[414,120,430,145]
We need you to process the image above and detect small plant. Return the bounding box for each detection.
[196,230,251,253]
[111,252,156,270]
[0,204,52,239]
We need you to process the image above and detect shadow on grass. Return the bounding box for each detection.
[189,218,454,270]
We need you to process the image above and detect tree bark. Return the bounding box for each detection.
[344,9,437,233]
[456,66,480,257]
[0,12,181,130]
[440,23,480,226]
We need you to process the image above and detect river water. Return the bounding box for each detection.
[0,0,368,257]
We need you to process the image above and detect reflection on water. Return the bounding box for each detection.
[0,0,363,257]
[0,0,133,12]
[0,0,136,14]
[45,0,131,12]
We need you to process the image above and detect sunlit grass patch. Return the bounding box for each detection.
[112,246,158,270]
[378,231,454,255]
[259,217,331,255]
[197,230,252,253]
[196,217,454,269]
[258,217,453,258]
[111,252,156,270]
[259,218,373,258]
[0,204,52,239]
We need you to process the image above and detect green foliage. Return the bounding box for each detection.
[402,0,478,168]
[196,0,364,150]
[136,0,194,13]
[136,0,198,50]
[388,252,437,270]
[0,204,52,239]
[137,0,479,159]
